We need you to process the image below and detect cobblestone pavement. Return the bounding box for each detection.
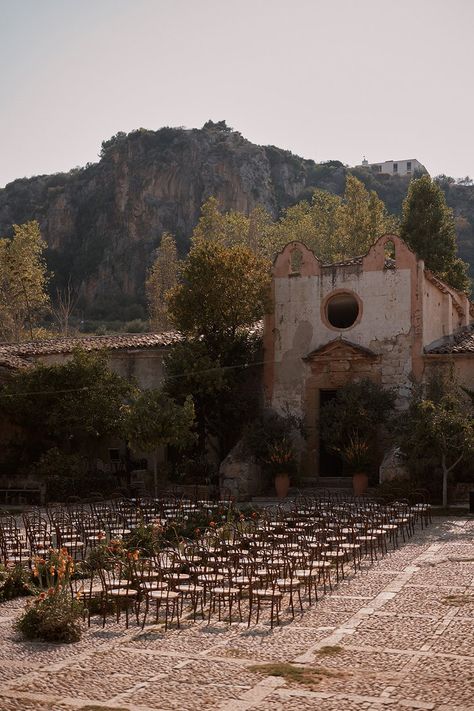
[0,517,473,710]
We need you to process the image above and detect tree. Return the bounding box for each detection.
[270,190,344,262]
[397,372,474,507]
[0,350,133,469]
[165,235,270,462]
[146,232,179,331]
[167,239,270,351]
[191,197,274,256]
[125,390,195,495]
[51,277,79,336]
[0,221,50,341]
[400,175,471,292]
[338,175,398,258]
[271,175,398,263]
[164,332,261,460]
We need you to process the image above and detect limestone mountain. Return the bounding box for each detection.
[0,121,473,320]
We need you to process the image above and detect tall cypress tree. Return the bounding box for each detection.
[400,175,470,292]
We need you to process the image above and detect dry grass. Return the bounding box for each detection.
[248,662,344,689]
[442,594,474,607]
[316,644,343,656]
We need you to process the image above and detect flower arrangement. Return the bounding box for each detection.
[16,548,83,643]
[263,436,297,476]
[336,432,374,473]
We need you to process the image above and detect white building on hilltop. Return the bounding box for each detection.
[360,157,426,176]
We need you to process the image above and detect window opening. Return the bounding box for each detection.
[290,247,303,274]
[326,292,359,329]
[384,240,396,268]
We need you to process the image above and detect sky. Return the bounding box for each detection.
[1,0,473,188]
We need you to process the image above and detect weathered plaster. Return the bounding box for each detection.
[264,235,473,480]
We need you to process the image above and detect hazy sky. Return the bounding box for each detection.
[1,0,473,188]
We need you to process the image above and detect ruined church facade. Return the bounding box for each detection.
[263,235,473,480]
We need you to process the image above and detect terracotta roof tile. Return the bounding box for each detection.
[425,326,474,355]
[0,331,181,358]
[0,353,32,370]
[0,323,263,365]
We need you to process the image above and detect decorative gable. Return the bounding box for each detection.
[303,338,378,363]
[303,338,379,385]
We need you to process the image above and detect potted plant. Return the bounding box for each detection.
[336,432,374,496]
[264,436,297,499]
[243,409,302,499]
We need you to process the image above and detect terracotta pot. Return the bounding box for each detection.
[352,472,369,496]
[274,472,290,499]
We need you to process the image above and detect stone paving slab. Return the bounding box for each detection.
[1,517,473,710]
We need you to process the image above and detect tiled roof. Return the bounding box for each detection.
[425,326,474,355]
[0,323,264,365]
[322,256,363,268]
[0,353,32,370]
[0,332,181,358]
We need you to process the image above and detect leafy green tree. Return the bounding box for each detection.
[270,190,343,262]
[168,239,270,350]
[0,221,50,341]
[271,176,397,263]
[400,175,471,292]
[191,197,274,257]
[125,390,195,495]
[339,175,398,257]
[397,372,474,507]
[0,350,133,468]
[165,333,261,460]
[165,235,269,461]
[146,232,179,331]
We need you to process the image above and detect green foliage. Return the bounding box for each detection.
[99,131,127,157]
[270,175,398,263]
[400,175,471,292]
[125,390,196,455]
[146,232,179,331]
[396,371,474,506]
[168,237,270,346]
[263,437,297,476]
[320,380,395,473]
[165,228,270,462]
[335,432,374,473]
[243,408,303,466]
[203,119,233,132]
[0,564,35,601]
[0,220,50,341]
[17,547,83,643]
[165,333,261,462]
[16,588,83,643]
[0,350,133,470]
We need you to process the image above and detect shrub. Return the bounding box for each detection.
[17,547,84,643]
[0,564,35,601]
[16,588,83,643]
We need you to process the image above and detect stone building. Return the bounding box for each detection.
[263,234,474,483]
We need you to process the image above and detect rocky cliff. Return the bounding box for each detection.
[0,122,473,320]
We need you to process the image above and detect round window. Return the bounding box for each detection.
[326,292,359,329]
